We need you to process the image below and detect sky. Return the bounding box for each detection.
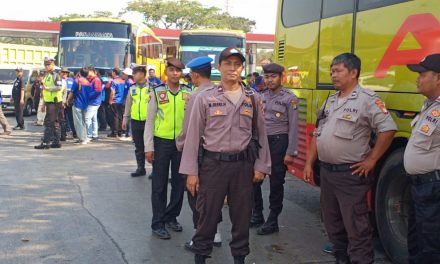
[0,0,277,34]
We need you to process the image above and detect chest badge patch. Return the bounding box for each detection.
[432,109,440,118]
[420,124,430,134]
[158,91,169,104]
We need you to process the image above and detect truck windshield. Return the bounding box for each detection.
[0,70,29,85]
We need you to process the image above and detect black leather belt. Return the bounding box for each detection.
[409,170,440,185]
[204,150,246,162]
[320,162,354,172]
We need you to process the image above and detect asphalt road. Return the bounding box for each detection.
[0,114,392,264]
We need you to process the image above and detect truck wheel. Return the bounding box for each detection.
[375,148,409,264]
[23,100,33,116]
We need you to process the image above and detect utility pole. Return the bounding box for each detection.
[225,0,230,13]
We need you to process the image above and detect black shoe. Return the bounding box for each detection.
[13,126,24,130]
[91,137,99,142]
[152,227,171,240]
[131,168,146,177]
[195,254,210,264]
[250,211,265,228]
[334,251,351,264]
[257,212,279,235]
[184,240,194,251]
[323,243,334,255]
[234,255,245,264]
[166,220,183,232]
[50,143,62,149]
[107,133,117,138]
[60,137,66,142]
[34,143,50,149]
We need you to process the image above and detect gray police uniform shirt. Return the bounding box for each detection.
[179,84,272,176]
[404,96,440,175]
[316,85,397,164]
[176,81,215,152]
[261,87,299,156]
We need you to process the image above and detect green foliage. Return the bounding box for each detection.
[49,11,115,22]
[123,0,256,32]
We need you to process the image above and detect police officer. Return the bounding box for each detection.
[123,66,149,177]
[303,53,397,264]
[405,54,440,264]
[35,57,63,149]
[175,56,223,248]
[144,58,191,240]
[180,48,271,264]
[12,67,25,130]
[250,63,299,236]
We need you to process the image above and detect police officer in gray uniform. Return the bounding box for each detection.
[405,54,440,264]
[175,56,223,248]
[250,63,299,235]
[304,53,397,264]
[180,47,271,264]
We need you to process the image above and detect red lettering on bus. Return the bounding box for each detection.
[375,13,440,78]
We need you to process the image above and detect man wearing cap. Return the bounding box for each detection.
[122,66,149,177]
[11,67,25,130]
[405,54,440,264]
[35,57,64,149]
[175,56,223,249]
[148,68,161,86]
[251,63,299,235]
[180,48,271,264]
[32,71,45,126]
[85,67,102,141]
[108,68,125,137]
[144,58,192,240]
[59,67,71,141]
[303,53,397,263]
[254,76,266,93]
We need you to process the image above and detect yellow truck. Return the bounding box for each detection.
[0,44,57,66]
[275,0,440,263]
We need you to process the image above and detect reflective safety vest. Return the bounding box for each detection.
[42,72,63,103]
[130,84,150,121]
[154,84,191,140]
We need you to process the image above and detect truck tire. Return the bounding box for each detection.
[375,148,409,264]
[23,100,33,116]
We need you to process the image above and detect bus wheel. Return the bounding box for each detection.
[23,100,33,116]
[375,148,409,264]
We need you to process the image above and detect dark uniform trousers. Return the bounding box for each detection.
[110,104,124,135]
[98,104,108,130]
[131,120,145,170]
[43,102,62,144]
[58,103,66,139]
[253,134,288,215]
[65,105,76,134]
[187,187,223,229]
[151,137,185,230]
[320,165,374,264]
[407,173,440,264]
[13,97,24,128]
[193,157,254,257]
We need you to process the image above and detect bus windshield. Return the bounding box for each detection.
[59,22,132,69]
[179,34,246,80]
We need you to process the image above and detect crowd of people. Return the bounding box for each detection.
[0,49,439,264]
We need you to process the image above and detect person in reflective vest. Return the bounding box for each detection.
[123,66,150,177]
[35,57,64,149]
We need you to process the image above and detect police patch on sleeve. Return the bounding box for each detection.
[375,99,389,115]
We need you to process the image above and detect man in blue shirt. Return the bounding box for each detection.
[121,68,134,139]
[108,68,125,137]
[85,67,102,141]
[67,67,91,145]
[148,68,161,86]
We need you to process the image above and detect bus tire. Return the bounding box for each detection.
[23,99,33,116]
[375,148,409,264]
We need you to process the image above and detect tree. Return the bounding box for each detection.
[49,11,115,22]
[123,0,256,32]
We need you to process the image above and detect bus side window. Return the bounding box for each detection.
[281,0,321,28]
[358,0,412,11]
[322,0,354,19]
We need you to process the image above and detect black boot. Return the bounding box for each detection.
[195,254,210,264]
[34,143,50,149]
[250,210,264,228]
[50,142,62,149]
[131,153,146,177]
[257,211,279,235]
[334,250,351,264]
[233,255,245,264]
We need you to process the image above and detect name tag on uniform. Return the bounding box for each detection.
[131,88,137,95]
[158,91,169,104]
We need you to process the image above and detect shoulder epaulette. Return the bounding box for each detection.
[153,84,166,92]
[360,87,376,97]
